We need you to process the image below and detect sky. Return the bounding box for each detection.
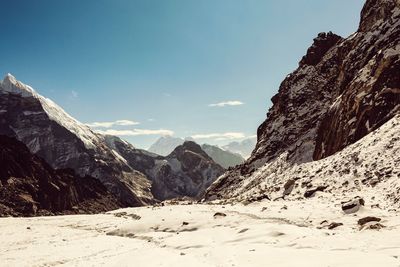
[0,0,365,149]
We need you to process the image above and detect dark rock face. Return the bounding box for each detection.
[358,0,399,32]
[206,0,400,199]
[0,135,121,217]
[0,75,154,207]
[106,137,225,200]
[299,32,342,66]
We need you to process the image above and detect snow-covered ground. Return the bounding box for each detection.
[1,200,400,267]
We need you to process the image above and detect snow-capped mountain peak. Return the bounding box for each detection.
[0,73,98,149]
[1,73,36,97]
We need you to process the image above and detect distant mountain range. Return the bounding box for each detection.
[148,136,186,156]
[222,137,257,159]
[105,136,225,200]
[148,136,247,168]
[0,74,225,213]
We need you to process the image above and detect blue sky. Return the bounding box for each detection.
[0,0,364,149]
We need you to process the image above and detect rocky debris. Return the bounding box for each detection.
[360,222,386,230]
[304,185,328,198]
[371,204,381,209]
[246,192,270,203]
[213,212,227,218]
[358,216,382,226]
[113,212,141,220]
[0,135,121,217]
[282,179,296,197]
[342,197,365,214]
[205,0,400,201]
[319,220,343,230]
[327,222,343,230]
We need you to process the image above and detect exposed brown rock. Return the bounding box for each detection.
[304,185,328,198]
[358,216,382,226]
[0,135,121,217]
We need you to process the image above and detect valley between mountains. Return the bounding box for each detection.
[0,0,400,266]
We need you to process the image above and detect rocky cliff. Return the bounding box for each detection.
[206,0,400,200]
[0,74,154,206]
[0,135,121,216]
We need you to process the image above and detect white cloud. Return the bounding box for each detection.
[209,100,244,107]
[191,132,245,140]
[96,128,174,136]
[86,120,140,128]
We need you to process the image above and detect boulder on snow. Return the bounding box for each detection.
[304,185,328,198]
[358,216,381,226]
[328,222,343,229]
[282,179,296,197]
[213,212,227,218]
[341,197,365,214]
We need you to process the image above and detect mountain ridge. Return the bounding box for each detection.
[206,0,400,201]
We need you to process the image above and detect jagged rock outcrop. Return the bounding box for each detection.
[158,141,224,199]
[0,135,121,216]
[206,0,400,199]
[0,74,154,206]
[106,136,224,200]
[313,0,400,159]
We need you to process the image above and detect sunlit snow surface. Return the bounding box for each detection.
[1,200,400,267]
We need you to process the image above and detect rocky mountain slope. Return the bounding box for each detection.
[207,114,400,205]
[148,136,245,168]
[206,0,400,201]
[0,75,226,205]
[201,144,244,169]
[106,136,225,200]
[0,135,121,216]
[0,74,153,206]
